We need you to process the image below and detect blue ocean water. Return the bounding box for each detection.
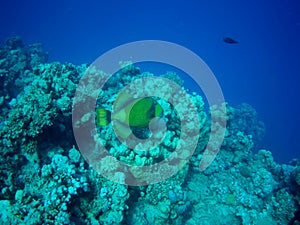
[1,0,299,164]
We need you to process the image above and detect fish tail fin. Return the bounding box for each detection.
[96,108,111,126]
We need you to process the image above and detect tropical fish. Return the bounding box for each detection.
[223,37,239,44]
[96,92,163,138]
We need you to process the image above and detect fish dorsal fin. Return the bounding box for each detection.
[112,92,138,124]
[113,92,135,112]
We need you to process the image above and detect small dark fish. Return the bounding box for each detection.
[223,37,239,44]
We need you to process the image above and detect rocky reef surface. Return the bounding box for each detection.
[0,37,299,224]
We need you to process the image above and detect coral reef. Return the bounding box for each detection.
[0,37,299,224]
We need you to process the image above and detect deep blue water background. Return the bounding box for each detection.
[1,0,299,163]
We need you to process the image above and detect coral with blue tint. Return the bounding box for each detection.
[0,38,299,224]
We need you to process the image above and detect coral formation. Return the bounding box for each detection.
[0,37,299,224]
